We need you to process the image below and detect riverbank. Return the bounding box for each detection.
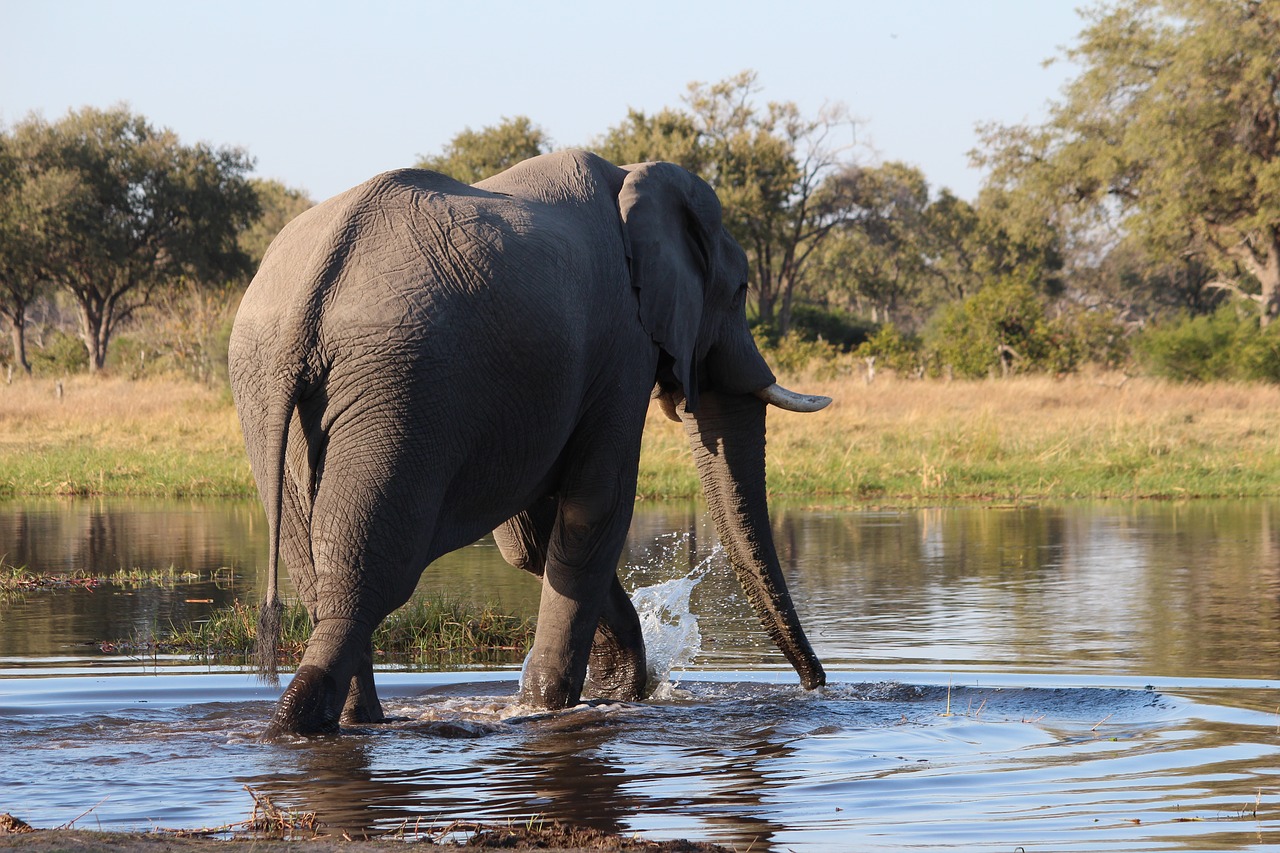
[0,825,729,851]
[3,373,1279,501]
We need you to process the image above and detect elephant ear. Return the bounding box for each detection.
[619,162,722,412]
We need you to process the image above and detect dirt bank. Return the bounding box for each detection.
[0,822,730,852]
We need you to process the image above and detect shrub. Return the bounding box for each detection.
[28,329,89,376]
[1136,305,1280,382]
[755,329,842,377]
[923,278,1053,378]
[855,322,923,375]
[751,304,875,353]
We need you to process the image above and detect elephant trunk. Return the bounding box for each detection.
[679,391,826,690]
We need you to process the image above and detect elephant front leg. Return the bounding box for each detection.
[518,485,636,709]
[498,499,647,703]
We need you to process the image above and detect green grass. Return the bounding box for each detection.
[5,372,1280,501]
[120,596,536,666]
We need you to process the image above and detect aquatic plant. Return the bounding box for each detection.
[119,595,535,666]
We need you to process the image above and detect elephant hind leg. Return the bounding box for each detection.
[264,617,374,738]
[341,640,385,725]
[279,473,387,729]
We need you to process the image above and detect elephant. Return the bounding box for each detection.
[228,149,829,738]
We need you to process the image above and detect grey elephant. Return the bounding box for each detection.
[229,150,829,737]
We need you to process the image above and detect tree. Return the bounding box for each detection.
[0,133,85,374]
[976,0,1280,324]
[805,164,1062,331]
[596,71,865,334]
[416,115,551,183]
[807,162,933,325]
[10,106,259,371]
[594,107,704,173]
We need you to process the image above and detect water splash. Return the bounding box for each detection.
[626,535,721,698]
[515,533,720,703]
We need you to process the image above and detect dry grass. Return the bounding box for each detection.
[638,372,1280,501]
[3,372,1278,501]
[0,376,252,497]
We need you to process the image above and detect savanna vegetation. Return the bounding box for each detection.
[2,0,1278,499]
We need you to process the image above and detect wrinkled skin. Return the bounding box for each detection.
[229,151,828,738]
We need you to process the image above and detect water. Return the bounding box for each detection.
[1,499,1279,850]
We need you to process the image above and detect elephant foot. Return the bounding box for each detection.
[261,665,345,739]
[518,658,579,710]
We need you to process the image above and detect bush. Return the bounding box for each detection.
[787,305,876,351]
[755,329,842,377]
[751,304,875,353]
[1046,304,1132,373]
[1136,305,1280,382]
[923,278,1053,378]
[28,329,89,376]
[855,322,923,375]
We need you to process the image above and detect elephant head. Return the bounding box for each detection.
[619,162,828,691]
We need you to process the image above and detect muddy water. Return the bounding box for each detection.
[1,499,1279,850]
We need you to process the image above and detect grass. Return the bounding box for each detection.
[4,371,1280,501]
[0,376,253,498]
[119,595,536,665]
[640,371,1280,500]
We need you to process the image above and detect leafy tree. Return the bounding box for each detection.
[808,162,933,325]
[976,0,1280,324]
[416,115,551,183]
[594,107,705,173]
[10,106,260,372]
[807,164,1062,331]
[0,133,85,374]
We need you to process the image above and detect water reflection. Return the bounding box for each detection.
[2,499,1279,680]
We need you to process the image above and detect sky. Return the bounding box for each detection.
[2,0,1089,203]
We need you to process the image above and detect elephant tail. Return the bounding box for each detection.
[255,376,299,686]
[255,298,320,685]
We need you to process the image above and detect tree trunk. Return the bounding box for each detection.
[78,300,110,373]
[7,309,31,375]
[1260,230,1280,328]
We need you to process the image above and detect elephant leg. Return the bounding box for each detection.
[494,496,556,578]
[279,472,385,727]
[340,640,385,725]
[497,498,647,702]
[264,460,427,737]
[264,616,375,737]
[518,410,646,708]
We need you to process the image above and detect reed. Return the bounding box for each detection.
[5,372,1280,501]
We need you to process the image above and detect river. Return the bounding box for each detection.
[1,498,1277,851]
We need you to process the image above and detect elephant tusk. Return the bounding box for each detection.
[754,383,832,412]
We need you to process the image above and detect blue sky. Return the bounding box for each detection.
[2,0,1087,202]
